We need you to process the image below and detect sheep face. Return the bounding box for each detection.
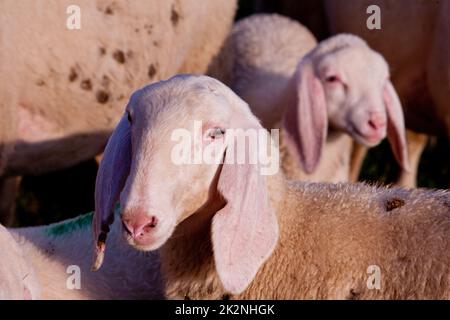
[283,36,409,173]
[118,77,233,251]
[316,46,390,146]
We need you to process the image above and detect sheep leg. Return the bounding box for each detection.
[0,176,21,226]
[396,130,428,188]
[348,142,368,182]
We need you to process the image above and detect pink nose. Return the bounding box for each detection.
[367,113,386,130]
[122,212,158,239]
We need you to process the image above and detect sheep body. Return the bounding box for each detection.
[245,182,450,299]
[1,0,236,175]
[163,176,450,299]
[0,224,40,299]
[10,211,163,299]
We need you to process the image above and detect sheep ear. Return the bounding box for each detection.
[92,115,131,270]
[283,61,327,174]
[383,80,410,172]
[211,128,279,295]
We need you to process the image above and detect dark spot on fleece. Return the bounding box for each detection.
[347,289,360,300]
[144,24,153,35]
[113,49,126,64]
[96,90,110,104]
[105,6,113,15]
[148,64,157,79]
[44,242,56,256]
[99,47,106,55]
[153,41,160,47]
[80,79,92,91]
[171,5,180,26]
[68,67,78,82]
[35,79,45,86]
[386,197,406,212]
[222,294,230,300]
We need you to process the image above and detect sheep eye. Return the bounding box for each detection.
[208,127,225,140]
[325,75,340,83]
[127,112,132,123]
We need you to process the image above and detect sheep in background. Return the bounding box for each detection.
[93,75,450,299]
[5,211,164,299]
[0,225,40,299]
[209,14,409,182]
[0,0,237,225]
[325,0,450,187]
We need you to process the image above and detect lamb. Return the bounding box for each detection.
[0,225,40,299]
[324,0,450,187]
[0,0,237,225]
[6,211,163,299]
[209,14,409,182]
[92,75,450,299]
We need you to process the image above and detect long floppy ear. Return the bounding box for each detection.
[282,60,328,174]
[383,80,410,172]
[211,124,279,295]
[92,115,131,270]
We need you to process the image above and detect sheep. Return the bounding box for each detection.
[0,0,237,225]
[92,74,450,299]
[208,14,409,183]
[324,0,450,187]
[7,210,164,299]
[0,224,40,299]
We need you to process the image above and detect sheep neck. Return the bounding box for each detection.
[160,171,298,300]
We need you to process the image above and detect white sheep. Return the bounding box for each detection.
[0,225,40,299]
[0,0,237,225]
[209,14,409,182]
[7,211,163,299]
[93,75,450,299]
[325,0,450,187]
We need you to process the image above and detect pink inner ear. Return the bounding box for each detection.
[283,61,328,174]
[211,132,279,295]
[383,81,410,172]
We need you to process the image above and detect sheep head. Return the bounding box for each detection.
[283,34,410,173]
[93,74,279,295]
